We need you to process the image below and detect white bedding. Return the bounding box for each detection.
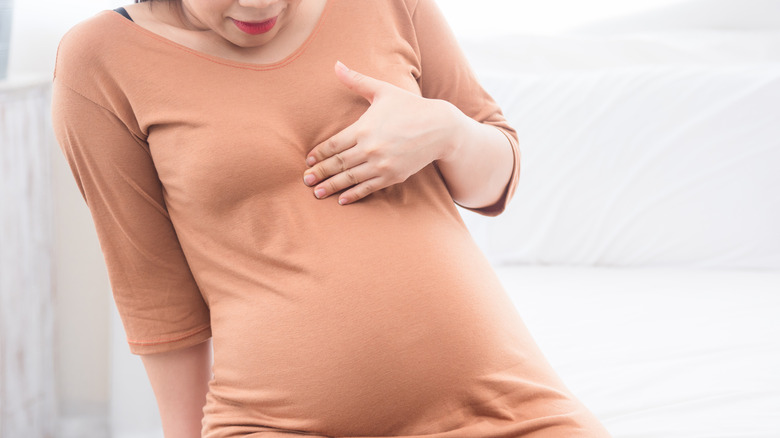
[453,22,780,437]
[494,265,780,438]
[457,35,780,270]
[453,4,780,437]
[451,21,780,437]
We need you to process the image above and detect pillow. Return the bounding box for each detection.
[458,62,780,270]
[459,30,780,73]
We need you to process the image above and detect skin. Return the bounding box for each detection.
[305,61,515,207]
[140,339,212,438]
[127,2,516,435]
[127,0,326,65]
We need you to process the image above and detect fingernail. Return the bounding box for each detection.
[338,197,347,205]
[315,188,326,199]
[303,173,316,186]
[306,156,316,166]
[336,60,349,73]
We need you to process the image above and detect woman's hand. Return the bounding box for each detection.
[303,61,469,205]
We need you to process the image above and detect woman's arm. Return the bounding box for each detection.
[52,79,215,431]
[140,339,212,438]
[435,113,515,210]
[303,63,516,210]
[303,1,520,212]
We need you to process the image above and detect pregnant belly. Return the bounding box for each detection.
[204,226,535,437]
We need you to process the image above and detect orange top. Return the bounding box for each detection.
[51,1,610,436]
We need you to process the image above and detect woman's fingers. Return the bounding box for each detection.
[306,122,359,167]
[303,63,459,205]
[337,176,386,205]
[309,162,374,201]
[303,145,362,187]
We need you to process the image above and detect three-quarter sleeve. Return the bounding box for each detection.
[410,0,521,217]
[51,81,212,355]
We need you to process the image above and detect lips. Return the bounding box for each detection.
[231,16,278,35]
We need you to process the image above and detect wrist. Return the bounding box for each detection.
[436,100,476,164]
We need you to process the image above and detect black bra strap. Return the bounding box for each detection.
[113,7,134,22]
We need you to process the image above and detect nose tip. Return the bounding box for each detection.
[237,0,278,8]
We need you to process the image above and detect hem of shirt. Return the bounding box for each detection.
[127,324,212,355]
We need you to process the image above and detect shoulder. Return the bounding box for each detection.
[54,11,139,106]
[55,11,119,72]
[54,11,145,127]
[54,11,135,89]
[381,0,444,33]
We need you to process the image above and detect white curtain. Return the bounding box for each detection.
[0,79,57,437]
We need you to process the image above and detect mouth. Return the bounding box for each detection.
[231,16,278,35]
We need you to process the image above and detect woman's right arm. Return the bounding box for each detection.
[140,339,213,438]
[52,43,213,434]
[52,80,214,431]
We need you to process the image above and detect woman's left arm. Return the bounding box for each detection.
[304,0,520,213]
[304,62,516,210]
[434,105,515,210]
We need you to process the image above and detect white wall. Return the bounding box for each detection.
[8,1,139,434]
[8,0,126,80]
[437,0,685,37]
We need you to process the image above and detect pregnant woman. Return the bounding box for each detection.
[51,0,611,436]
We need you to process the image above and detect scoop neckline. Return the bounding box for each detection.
[104,1,332,71]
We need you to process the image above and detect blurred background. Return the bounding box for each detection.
[2,1,779,437]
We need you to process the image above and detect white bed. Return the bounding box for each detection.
[456,2,780,436]
[494,266,780,438]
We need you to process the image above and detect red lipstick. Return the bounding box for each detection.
[231,16,277,35]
